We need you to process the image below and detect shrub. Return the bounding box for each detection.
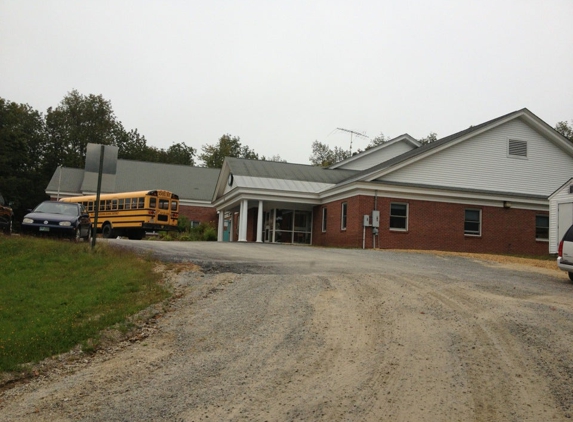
[183,222,217,241]
[203,226,217,241]
[177,215,190,233]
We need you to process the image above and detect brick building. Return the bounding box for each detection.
[46,109,573,255]
[212,109,573,255]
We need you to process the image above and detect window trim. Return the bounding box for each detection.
[321,207,327,233]
[464,208,482,237]
[389,202,408,232]
[341,202,347,231]
[535,214,549,242]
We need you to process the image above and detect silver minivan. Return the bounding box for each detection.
[557,225,573,281]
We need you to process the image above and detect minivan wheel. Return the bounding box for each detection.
[74,227,81,242]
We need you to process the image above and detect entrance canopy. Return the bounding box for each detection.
[212,158,356,243]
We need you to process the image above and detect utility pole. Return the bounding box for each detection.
[336,128,369,155]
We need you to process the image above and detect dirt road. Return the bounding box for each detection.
[1,242,573,421]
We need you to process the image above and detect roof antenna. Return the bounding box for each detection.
[335,128,369,155]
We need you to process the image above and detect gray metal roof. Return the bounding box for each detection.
[46,160,220,202]
[46,167,85,194]
[226,157,357,184]
[112,160,220,201]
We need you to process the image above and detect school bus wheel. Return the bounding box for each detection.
[102,223,113,238]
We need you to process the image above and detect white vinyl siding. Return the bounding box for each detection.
[549,179,573,253]
[380,119,572,197]
[335,141,417,171]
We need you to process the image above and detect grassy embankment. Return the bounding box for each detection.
[0,236,169,373]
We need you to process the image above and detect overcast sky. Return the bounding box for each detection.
[2,0,572,165]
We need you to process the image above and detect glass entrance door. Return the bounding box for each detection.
[266,208,311,244]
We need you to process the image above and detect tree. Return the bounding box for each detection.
[199,134,259,168]
[45,89,120,170]
[309,141,351,166]
[160,142,196,166]
[555,120,573,142]
[419,132,438,145]
[45,90,197,167]
[365,132,388,150]
[115,127,151,161]
[0,98,48,215]
[261,154,287,163]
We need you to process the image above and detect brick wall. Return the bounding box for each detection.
[179,205,217,226]
[313,195,549,256]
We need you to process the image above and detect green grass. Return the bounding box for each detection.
[0,236,169,373]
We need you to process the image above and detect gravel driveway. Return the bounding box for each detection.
[1,241,572,421]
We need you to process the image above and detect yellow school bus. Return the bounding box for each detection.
[61,190,179,239]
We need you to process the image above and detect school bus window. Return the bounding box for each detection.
[159,199,169,210]
[118,199,124,210]
[125,198,131,210]
[171,200,178,211]
[112,199,118,210]
[138,198,144,209]
[150,197,157,208]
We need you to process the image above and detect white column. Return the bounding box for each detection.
[256,200,264,243]
[238,200,248,242]
[217,211,224,242]
[272,208,277,243]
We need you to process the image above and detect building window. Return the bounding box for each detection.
[341,202,347,230]
[390,203,408,231]
[535,215,549,241]
[322,207,327,232]
[508,139,527,159]
[464,209,481,236]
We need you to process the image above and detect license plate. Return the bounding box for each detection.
[39,226,50,232]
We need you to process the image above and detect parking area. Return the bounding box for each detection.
[2,241,572,421]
